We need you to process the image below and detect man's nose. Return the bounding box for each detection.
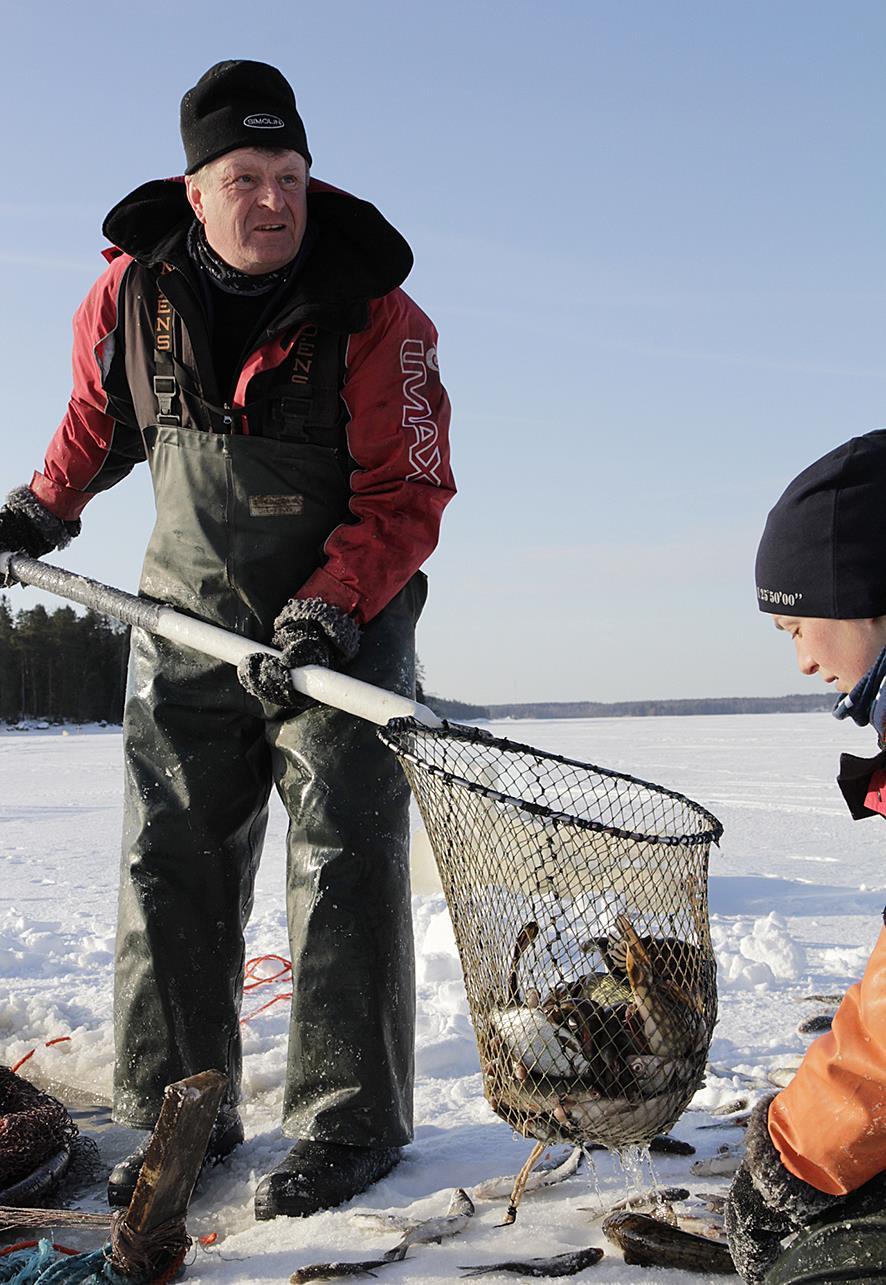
[257,182,286,210]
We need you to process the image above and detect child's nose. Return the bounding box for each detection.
[798,650,819,676]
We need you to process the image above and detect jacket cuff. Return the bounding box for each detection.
[29,472,92,523]
[294,567,365,622]
[747,1095,846,1223]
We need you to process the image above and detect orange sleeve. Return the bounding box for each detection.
[768,925,886,1195]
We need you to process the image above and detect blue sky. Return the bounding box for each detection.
[1,1,883,703]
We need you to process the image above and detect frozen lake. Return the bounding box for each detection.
[1,712,883,1281]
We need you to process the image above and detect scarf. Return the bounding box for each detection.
[833,641,886,744]
[186,220,289,295]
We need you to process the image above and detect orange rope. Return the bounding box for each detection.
[240,992,292,1023]
[0,1239,79,1256]
[240,954,292,1024]
[10,1036,72,1075]
[243,954,292,989]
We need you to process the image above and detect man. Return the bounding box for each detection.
[0,60,454,1219]
[725,430,886,1282]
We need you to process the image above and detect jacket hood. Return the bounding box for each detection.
[101,176,413,304]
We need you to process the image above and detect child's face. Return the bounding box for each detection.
[772,615,886,692]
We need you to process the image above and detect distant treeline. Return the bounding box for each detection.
[425,693,835,721]
[0,595,129,724]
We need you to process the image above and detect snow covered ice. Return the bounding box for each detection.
[1,712,883,1281]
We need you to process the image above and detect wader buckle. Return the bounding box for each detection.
[153,375,181,427]
[275,394,312,441]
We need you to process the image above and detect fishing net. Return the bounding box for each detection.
[0,1068,102,1217]
[379,720,723,1151]
[0,1069,77,1199]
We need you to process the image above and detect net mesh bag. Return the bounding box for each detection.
[379,720,724,1151]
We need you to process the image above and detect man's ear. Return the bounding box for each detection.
[184,175,205,224]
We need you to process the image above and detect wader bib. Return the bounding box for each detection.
[113,424,423,1148]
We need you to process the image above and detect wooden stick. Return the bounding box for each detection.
[117,1070,228,1240]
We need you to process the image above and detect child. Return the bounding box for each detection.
[725,430,886,1283]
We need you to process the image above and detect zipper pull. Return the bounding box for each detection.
[222,402,234,430]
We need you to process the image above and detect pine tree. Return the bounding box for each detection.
[0,595,17,721]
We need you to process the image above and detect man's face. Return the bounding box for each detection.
[772,614,886,692]
[185,148,308,275]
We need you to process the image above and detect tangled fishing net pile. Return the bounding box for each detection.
[0,1068,81,1208]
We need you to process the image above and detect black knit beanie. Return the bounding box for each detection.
[755,429,886,618]
[180,60,312,174]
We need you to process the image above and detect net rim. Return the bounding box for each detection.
[378,718,724,848]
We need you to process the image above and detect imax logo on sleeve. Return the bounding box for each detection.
[400,339,442,486]
[244,114,285,129]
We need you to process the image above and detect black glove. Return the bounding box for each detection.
[725,1095,845,1283]
[0,486,81,587]
[237,597,361,708]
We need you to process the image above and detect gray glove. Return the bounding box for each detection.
[0,486,81,587]
[725,1095,845,1283]
[237,597,361,709]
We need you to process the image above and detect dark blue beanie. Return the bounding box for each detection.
[756,429,886,619]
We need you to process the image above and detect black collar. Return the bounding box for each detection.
[102,177,413,310]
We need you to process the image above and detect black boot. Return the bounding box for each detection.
[107,1108,244,1208]
[254,1140,401,1220]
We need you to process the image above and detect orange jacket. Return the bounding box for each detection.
[768,924,886,1195]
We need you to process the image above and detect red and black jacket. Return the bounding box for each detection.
[31,176,455,624]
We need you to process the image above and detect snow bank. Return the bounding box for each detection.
[712,911,807,990]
